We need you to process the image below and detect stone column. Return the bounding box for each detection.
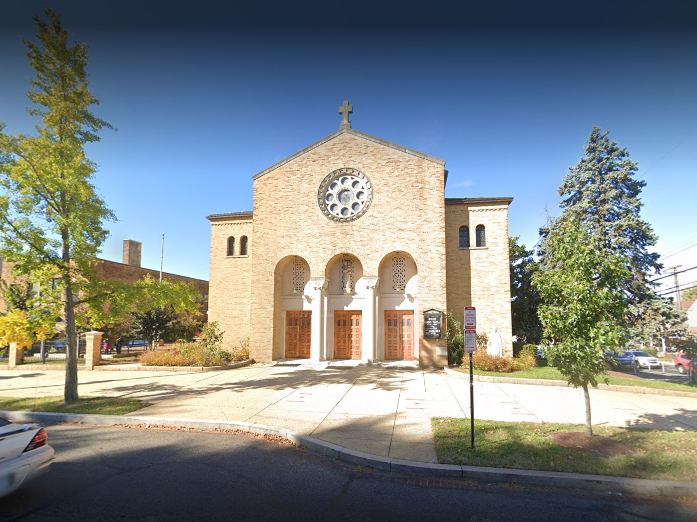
[8,342,23,368]
[83,331,103,370]
[363,277,379,362]
[309,278,327,362]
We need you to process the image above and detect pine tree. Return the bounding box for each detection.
[509,237,543,345]
[556,127,661,300]
[0,9,113,403]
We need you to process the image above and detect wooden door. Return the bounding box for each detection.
[334,311,362,360]
[285,311,311,358]
[385,311,414,360]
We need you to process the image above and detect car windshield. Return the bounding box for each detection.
[631,351,651,357]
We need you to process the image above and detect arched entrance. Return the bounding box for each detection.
[326,253,365,360]
[276,256,311,358]
[378,252,418,360]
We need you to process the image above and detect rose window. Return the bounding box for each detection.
[318,168,372,223]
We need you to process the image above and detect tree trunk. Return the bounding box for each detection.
[582,382,592,437]
[63,277,79,404]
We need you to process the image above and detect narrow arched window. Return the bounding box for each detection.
[227,237,235,256]
[459,226,470,248]
[476,225,486,247]
[240,236,248,256]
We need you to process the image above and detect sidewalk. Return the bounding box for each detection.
[2,361,697,495]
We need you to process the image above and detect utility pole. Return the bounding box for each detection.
[159,234,164,283]
[670,265,682,309]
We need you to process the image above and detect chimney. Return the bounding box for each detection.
[123,240,142,267]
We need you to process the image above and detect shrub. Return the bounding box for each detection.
[462,342,537,373]
[140,339,245,367]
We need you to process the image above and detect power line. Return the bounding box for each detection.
[657,280,697,297]
[661,241,697,261]
[651,265,697,282]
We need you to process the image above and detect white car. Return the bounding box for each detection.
[0,417,55,498]
[626,350,662,370]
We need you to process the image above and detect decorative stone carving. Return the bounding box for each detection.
[341,258,354,294]
[292,259,306,293]
[392,255,406,291]
[317,168,372,223]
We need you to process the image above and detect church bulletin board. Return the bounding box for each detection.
[423,309,443,339]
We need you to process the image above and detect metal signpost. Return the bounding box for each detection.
[464,307,476,449]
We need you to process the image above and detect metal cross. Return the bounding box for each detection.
[339,100,353,129]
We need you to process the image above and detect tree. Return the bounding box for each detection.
[682,285,697,302]
[130,306,176,349]
[0,9,113,403]
[509,236,543,345]
[534,218,629,436]
[548,127,664,336]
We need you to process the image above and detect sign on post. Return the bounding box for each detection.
[464,307,476,449]
[464,331,477,353]
[464,307,476,331]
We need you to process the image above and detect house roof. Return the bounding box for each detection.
[252,128,446,181]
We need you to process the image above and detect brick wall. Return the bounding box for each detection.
[445,198,513,355]
[207,214,253,352]
[247,130,448,365]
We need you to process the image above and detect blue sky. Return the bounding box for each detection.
[1,2,696,298]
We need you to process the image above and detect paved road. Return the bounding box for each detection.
[2,424,695,522]
[2,362,697,464]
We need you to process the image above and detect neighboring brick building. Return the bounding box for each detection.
[1,240,208,317]
[208,102,512,366]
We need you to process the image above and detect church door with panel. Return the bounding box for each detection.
[285,311,311,358]
[334,311,362,359]
[385,311,414,360]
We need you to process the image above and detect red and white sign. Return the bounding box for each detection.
[464,307,476,331]
[464,331,477,353]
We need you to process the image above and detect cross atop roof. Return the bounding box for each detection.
[339,100,353,130]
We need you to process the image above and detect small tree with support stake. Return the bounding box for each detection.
[534,217,629,437]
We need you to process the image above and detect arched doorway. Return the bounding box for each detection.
[276,256,311,358]
[325,253,365,360]
[378,252,418,360]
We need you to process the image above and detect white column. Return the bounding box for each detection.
[309,278,327,362]
[363,277,379,362]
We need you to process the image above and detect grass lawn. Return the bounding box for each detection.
[453,365,697,394]
[0,396,151,415]
[432,418,697,481]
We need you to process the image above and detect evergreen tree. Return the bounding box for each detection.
[0,9,113,403]
[509,237,542,345]
[555,127,661,303]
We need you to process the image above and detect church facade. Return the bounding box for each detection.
[207,102,513,366]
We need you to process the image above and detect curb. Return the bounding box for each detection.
[443,366,697,398]
[3,410,695,498]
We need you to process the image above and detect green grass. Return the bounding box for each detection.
[0,396,151,415]
[432,418,697,480]
[453,365,697,393]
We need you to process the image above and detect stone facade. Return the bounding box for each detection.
[207,104,514,365]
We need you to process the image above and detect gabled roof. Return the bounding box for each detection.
[252,128,446,181]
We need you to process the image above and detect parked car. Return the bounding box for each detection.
[607,351,635,370]
[126,339,149,349]
[0,417,55,498]
[625,350,662,370]
[674,351,697,375]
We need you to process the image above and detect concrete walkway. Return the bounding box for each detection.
[2,360,697,464]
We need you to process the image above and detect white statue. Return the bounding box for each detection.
[486,326,503,357]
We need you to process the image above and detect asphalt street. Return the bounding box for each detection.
[2,424,695,522]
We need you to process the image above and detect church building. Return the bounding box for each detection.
[207,102,513,366]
